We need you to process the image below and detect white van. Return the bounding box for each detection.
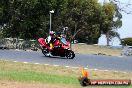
[121,46,132,56]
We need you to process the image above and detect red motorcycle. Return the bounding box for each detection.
[38,37,75,59]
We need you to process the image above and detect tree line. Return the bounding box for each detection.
[0,0,122,45]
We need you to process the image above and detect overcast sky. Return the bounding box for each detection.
[98,0,132,46]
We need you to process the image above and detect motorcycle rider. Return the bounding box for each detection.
[46,31,56,56]
[38,31,75,59]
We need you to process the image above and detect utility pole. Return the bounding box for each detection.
[49,10,54,34]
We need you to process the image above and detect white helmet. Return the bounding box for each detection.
[50,31,55,35]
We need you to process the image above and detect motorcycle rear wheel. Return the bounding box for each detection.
[66,50,75,59]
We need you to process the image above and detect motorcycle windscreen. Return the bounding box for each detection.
[60,38,67,44]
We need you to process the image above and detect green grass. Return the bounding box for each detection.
[0,70,131,88]
[0,70,78,85]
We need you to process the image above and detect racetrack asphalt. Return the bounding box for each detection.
[0,50,132,72]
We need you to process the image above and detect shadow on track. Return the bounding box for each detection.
[41,56,74,60]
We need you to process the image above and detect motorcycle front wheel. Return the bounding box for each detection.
[66,50,75,59]
[42,48,49,57]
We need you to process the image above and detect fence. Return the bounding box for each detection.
[0,38,40,51]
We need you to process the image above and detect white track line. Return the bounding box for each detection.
[104,70,109,72]
[13,61,18,62]
[114,71,118,72]
[84,68,88,69]
[34,63,40,65]
[23,62,28,64]
[65,66,70,68]
[53,65,59,67]
[123,72,127,74]
[9,60,128,73]
[93,69,98,71]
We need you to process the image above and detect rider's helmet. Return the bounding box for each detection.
[49,31,55,36]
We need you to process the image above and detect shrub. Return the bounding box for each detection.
[121,38,132,46]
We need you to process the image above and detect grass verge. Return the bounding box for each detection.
[0,60,131,88]
[0,70,78,85]
[72,44,122,56]
[0,60,78,85]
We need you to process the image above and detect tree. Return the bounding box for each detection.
[0,0,122,44]
[121,38,132,46]
[1,0,53,39]
[109,30,121,41]
[101,2,122,46]
[52,0,102,43]
[110,0,132,14]
[0,0,11,26]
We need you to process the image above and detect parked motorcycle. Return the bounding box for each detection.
[38,37,75,59]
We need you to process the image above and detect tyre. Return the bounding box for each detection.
[42,48,49,57]
[66,50,75,59]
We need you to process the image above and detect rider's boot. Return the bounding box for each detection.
[47,44,53,56]
[47,52,52,56]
